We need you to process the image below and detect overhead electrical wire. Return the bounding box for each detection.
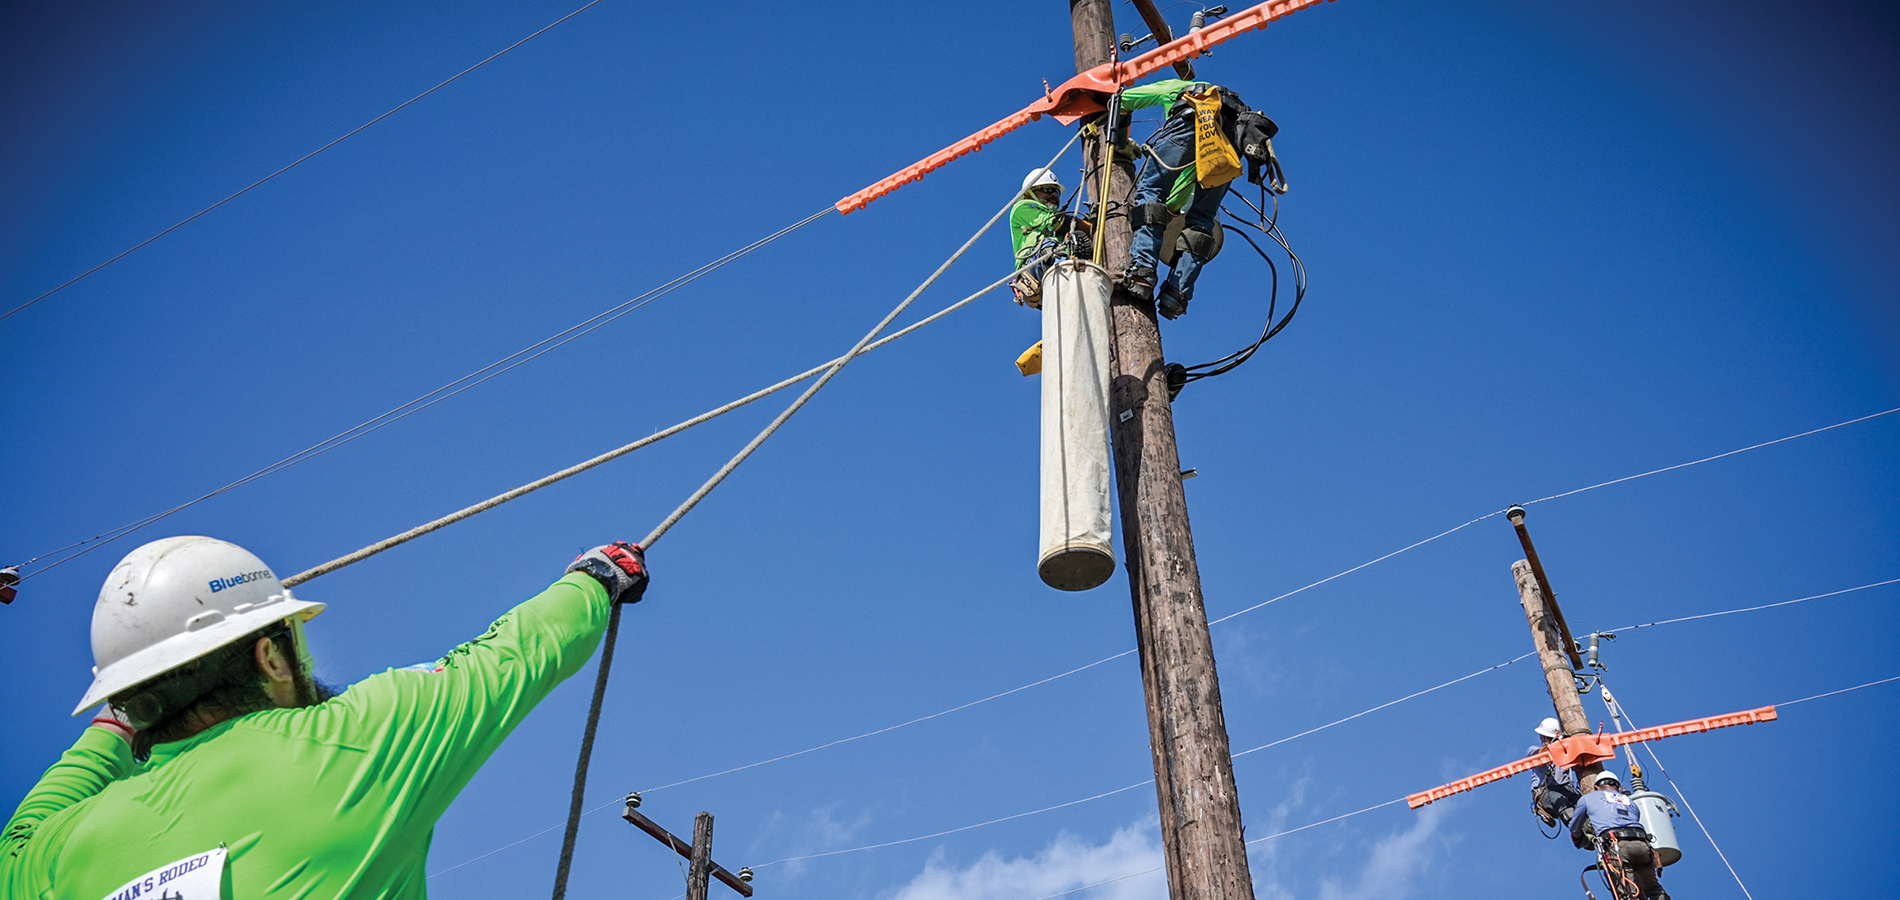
[1598,680,1756,900]
[750,651,1536,870]
[1,0,612,323]
[11,207,833,583]
[544,128,1084,900]
[1025,798,1411,900]
[425,410,1900,880]
[1599,577,1899,635]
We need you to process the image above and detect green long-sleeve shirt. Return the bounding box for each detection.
[2,573,612,900]
[1121,77,1211,208]
[1009,198,1067,263]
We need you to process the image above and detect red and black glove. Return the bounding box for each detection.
[568,542,649,604]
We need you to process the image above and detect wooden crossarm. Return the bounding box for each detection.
[1406,705,1778,810]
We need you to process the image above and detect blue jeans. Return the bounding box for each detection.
[1128,117,1231,301]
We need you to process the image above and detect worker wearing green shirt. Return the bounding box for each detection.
[1007,167,1091,308]
[1118,77,1234,319]
[2,535,649,900]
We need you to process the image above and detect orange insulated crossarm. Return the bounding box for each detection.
[1405,705,1779,810]
[833,0,1334,214]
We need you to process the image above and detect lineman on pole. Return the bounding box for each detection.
[2,535,648,899]
[1571,771,1672,900]
[1007,167,1092,308]
[1529,716,1583,827]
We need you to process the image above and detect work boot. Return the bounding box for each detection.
[1120,265,1156,302]
[1158,285,1190,319]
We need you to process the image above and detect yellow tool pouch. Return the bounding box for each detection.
[1189,90,1242,188]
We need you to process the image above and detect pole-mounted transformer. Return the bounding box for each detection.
[1037,260,1116,591]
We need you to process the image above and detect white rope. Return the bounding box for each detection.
[1596,680,1756,900]
[283,254,1001,586]
[22,206,835,582]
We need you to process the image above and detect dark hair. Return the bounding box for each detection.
[116,624,296,759]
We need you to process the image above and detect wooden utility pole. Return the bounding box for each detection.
[1069,3,1256,899]
[1506,507,1599,781]
[686,812,714,900]
[622,797,754,898]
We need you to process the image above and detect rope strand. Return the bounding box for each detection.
[545,128,1083,900]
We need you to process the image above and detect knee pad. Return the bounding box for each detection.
[1127,202,1173,230]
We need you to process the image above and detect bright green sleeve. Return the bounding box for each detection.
[293,572,614,828]
[1120,78,1201,111]
[1,727,133,892]
[1009,199,1061,260]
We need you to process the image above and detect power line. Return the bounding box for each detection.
[1,0,611,323]
[1022,798,1409,900]
[547,128,1085,900]
[1599,682,1756,900]
[1779,673,1900,707]
[1520,407,1899,507]
[423,412,1898,879]
[1600,577,1899,635]
[13,206,832,581]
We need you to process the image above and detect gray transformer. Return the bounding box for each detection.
[1629,789,1682,867]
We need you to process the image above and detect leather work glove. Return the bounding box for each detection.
[568,542,650,605]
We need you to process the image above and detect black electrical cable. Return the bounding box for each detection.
[1169,196,1307,387]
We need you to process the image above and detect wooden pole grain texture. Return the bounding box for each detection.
[1513,559,1601,784]
[686,812,714,900]
[1070,2,1257,898]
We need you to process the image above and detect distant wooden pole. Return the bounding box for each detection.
[1070,2,1256,899]
[1129,0,1197,79]
[1513,560,1592,739]
[686,812,714,900]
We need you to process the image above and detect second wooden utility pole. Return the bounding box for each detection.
[1068,2,1257,899]
[1507,506,1600,782]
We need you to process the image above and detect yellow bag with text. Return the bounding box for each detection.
[1190,89,1242,188]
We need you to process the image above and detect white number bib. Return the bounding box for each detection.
[96,846,226,900]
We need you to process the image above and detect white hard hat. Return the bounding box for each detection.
[74,536,324,715]
[1535,717,1562,739]
[1021,168,1064,196]
[1588,771,1623,789]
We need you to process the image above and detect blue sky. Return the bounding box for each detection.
[4,1,1897,898]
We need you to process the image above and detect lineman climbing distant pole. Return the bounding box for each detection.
[1530,716,1583,827]
[1070,2,1257,899]
[1,535,649,899]
[1571,772,1672,900]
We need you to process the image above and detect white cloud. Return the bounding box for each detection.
[1314,804,1450,900]
[882,821,1166,900]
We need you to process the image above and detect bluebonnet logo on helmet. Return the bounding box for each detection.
[208,570,272,593]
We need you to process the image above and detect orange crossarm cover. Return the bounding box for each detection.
[1405,705,1778,810]
[834,0,1335,214]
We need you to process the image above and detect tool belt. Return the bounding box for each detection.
[1604,827,1650,843]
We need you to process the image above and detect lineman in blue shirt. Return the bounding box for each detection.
[1571,772,1671,900]
[1529,717,1582,826]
